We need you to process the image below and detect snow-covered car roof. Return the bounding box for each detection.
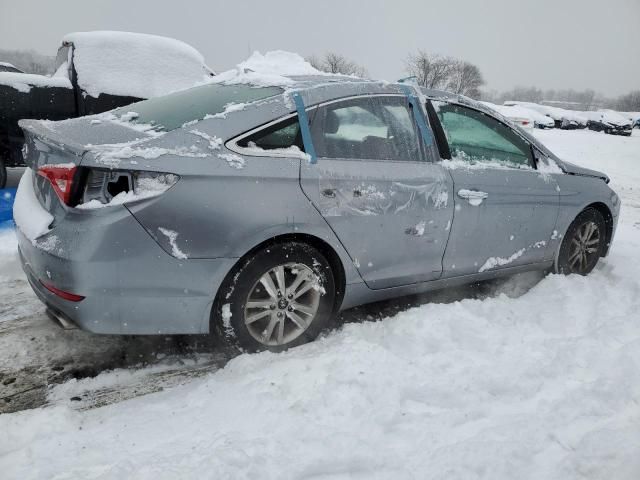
[481,102,536,120]
[504,101,588,124]
[61,31,214,99]
[581,110,633,127]
[0,61,22,72]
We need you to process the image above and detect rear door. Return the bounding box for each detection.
[300,95,454,289]
[430,102,559,276]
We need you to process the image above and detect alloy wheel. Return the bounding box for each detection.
[244,263,322,347]
[567,221,601,274]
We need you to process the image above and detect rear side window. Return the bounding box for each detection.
[436,103,532,167]
[238,116,303,150]
[113,84,283,132]
[311,96,424,162]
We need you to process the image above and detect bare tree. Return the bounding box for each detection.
[447,61,485,98]
[405,51,455,90]
[307,52,368,77]
[405,51,484,98]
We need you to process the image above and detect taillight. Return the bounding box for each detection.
[37,164,77,205]
[40,280,85,302]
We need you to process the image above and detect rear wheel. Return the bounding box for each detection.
[555,208,606,275]
[212,242,336,352]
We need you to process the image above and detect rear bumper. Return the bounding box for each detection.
[17,207,237,335]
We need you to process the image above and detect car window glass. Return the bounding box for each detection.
[238,117,303,151]
[436,103,532,168]
[112,84,284,132]
[312,96,423,162]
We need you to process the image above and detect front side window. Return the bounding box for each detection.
[436,103,532,167]
[311,96,423,162]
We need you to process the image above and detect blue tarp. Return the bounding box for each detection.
[0,188,17,226]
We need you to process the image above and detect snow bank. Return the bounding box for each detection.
[0,71,71,93]
[1,130,640,479]
[0,227,17,255]
[2,229,640,478]
[210,50,327,87]
[12,168,53,243]
[63,31,212,98]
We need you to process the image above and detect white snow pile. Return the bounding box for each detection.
[12,168,53,243]
[0,71,71,93]
[242,143,311,161]
[63,31,212,99]
[157,227,188,259]
[1,129,640,478]
[210,50,328,87]
[217,152,246,169]
[90,143,208,168]
[189,129,223,150]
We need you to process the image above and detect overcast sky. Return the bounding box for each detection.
[1,0,638,96]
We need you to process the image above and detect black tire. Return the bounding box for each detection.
[0,158,6,189]
[211,241,336,352]
[555,208,607,276]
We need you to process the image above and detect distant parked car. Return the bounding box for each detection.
[15,77,620,352]
[0,62,23,73]
[635,118,640,129]
[584,110,633,136]
[487,102,554,129]
[0,31,214,188]
[480,102,534,129]
[504,101,587,129]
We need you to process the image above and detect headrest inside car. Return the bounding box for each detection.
[324,110,341,134]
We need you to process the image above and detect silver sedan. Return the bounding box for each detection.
[15,77,620,351]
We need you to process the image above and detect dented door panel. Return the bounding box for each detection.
[442,167,560,276]
[301,159,454,289]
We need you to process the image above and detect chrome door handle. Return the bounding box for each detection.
[457,189,488,205]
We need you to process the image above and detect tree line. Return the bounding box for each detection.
[307,51,485,99]
[0,49,54,75]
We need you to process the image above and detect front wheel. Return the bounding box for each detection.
[555,208,607,275]
[212,242,336,352]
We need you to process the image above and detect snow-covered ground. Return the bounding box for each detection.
[1,129,639,479]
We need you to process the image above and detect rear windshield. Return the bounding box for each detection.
[112,83,283,131]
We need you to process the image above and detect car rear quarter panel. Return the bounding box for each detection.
[17,204,235,334]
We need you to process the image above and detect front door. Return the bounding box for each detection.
[433,102,560,276]
[300,95,454,289]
